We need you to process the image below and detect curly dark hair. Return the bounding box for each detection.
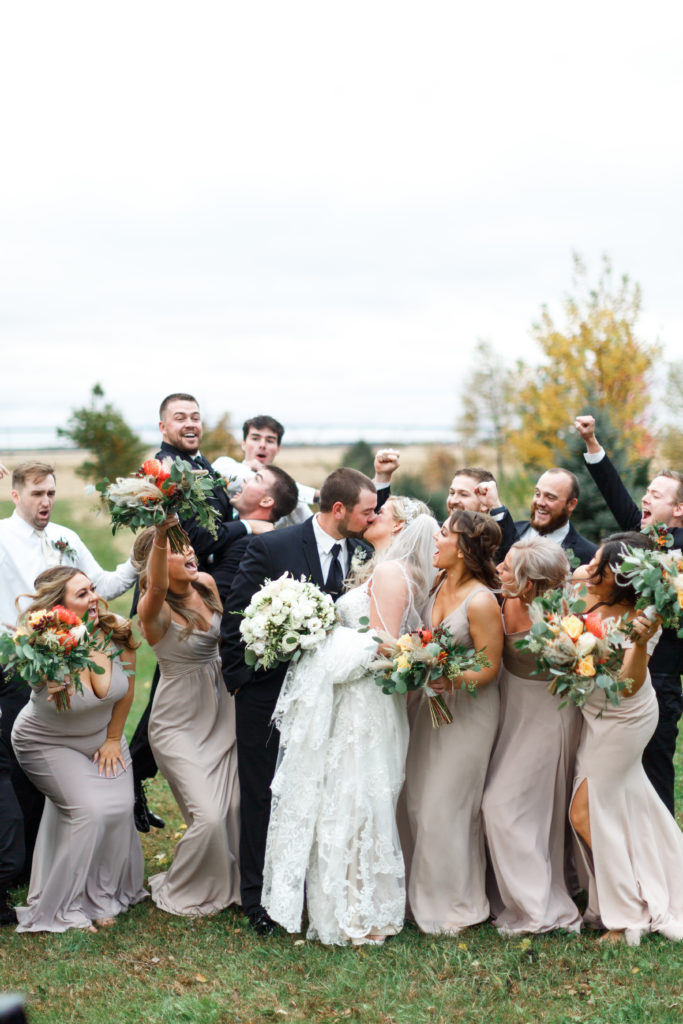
[588,531,655,607]
[435,509,501,590]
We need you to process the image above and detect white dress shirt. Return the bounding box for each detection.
[212,455,317,528]
[519,521,571,546]
[311,514,349,580]
[0,511,137,627]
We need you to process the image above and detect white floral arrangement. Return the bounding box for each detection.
[240,572,336,670]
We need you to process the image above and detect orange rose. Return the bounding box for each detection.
[678,592,683,610]
[561,615,584,641]
[583,612,605,639]
[52,605,80,626]
[142,458,163,478]
[576,655,596,677]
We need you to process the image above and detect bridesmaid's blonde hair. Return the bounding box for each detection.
[504,537,570,601]
[20,566,139,649]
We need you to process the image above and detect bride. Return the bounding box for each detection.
[262,496,437,945]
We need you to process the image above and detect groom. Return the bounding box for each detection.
[220,467,380,934]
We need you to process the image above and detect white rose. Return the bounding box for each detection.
[299,633,321,650]
[575,632,597,657]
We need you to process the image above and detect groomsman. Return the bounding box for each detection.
[213,415,318,527]
[213,413,400,527]
[490,468,597,566]
[220,468,379,935]
[0,460,137,918]
[444,467,517,559]
[575,413,683,813]
[222,465,299,590]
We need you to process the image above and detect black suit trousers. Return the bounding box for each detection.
[234,678,282,914]
[642,673,683,815]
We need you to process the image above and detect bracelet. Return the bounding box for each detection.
[153,540,167,550]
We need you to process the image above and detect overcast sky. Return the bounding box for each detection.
[2,1,682,445]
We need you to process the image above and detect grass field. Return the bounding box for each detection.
[1,493,683,1023]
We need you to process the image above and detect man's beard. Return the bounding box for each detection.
[528,505,570,536]
[337,514,368,541]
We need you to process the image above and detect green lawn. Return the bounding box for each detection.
[2,500,683,1023]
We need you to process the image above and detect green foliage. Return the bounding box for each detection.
[200,412,242,463]
[58,383,148,482]
[97,456,220,550]
[396,471,447,521]
[342,439,375,478]
[555,400,651,545]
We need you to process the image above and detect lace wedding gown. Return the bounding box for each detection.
[262,574,417,945]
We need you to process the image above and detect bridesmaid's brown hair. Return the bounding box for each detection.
[439,509,501,590]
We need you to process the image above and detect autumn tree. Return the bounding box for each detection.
[200,412,242,463]
[58,383,147,481]
[511,255,660,471]
[454,340,517,479]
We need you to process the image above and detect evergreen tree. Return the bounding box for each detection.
[342,440,375,478]
[58,383,148,481]
[554,399,650,545]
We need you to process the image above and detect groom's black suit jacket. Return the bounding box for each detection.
[220,516,369,694]
[585,452,683,677]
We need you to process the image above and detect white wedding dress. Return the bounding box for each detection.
[262,573,417,945]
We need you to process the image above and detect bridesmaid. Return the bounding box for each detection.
[12,567,146,932]
[569,533,683,944]
[400,509,504,933]
[482,537,582,934]
[137,517,240,916]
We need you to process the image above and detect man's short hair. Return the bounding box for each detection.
[265,466,299,521]
[544,467,580,503]
[242,415,285,444]
[453,466,496,484]
[12,461,56,490]
[319,468,376,512]
[654,469,683,505]
[159,393,199,419]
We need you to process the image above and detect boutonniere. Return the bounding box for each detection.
[350,547,369,574]
[52,538,78,564]
[643,522,673,549]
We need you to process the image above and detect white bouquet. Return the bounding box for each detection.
[240,573,336,670]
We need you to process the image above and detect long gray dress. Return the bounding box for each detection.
[12,658,147,932]
[149,613,240,916]
[572,673,683,944]
[482,626,582,934]
[400,585,500,933]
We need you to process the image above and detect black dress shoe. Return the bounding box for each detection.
[146,806,165,830]
[247,907,277,936]
[0,893,17,927]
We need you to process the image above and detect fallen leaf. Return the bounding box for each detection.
[195,974,208,983]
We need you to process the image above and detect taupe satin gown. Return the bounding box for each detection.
[571,672,683,944]
[149,613,240,916]
[12,658,147,932]
[482,625,582,934]
[399,585,500,933]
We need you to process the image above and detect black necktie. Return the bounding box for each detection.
[326,543,344,597]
